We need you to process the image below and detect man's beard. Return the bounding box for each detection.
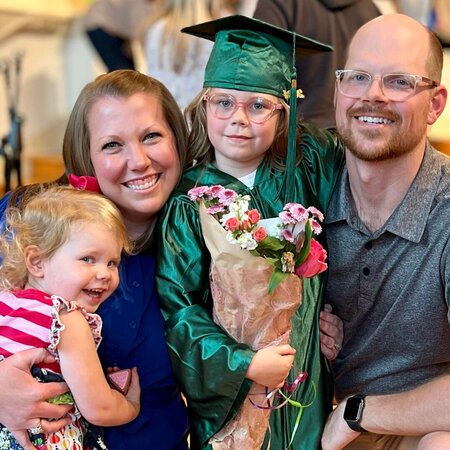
[337,107,428,162]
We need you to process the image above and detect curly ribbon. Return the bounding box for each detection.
[278,380,316,450]
[68,173,100,193]
[248,372,316,450]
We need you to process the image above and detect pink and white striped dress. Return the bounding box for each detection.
[0,288,103,449]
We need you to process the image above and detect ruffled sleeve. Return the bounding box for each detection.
[48,295,103,359]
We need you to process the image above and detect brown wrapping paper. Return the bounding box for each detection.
[199,203,303,450]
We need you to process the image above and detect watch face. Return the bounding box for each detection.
[344,396,364,421]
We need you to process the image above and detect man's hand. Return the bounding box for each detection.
[320,304,344,361]
[0,348,73,448]
[321,401,360,450]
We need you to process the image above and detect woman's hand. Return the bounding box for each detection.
[0,348,73,448]
[246,344,296,389]
[320,304,344,361]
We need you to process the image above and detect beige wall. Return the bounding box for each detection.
[0,1,101,183]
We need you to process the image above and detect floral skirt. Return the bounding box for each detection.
[0,420,106,450]
[0,366,107,450]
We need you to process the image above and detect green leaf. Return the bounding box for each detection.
[296,220,313,265]
[48,392,74,405]
[256,236,285,252]
[268,269,289,294]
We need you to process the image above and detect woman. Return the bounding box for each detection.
[0,70,189,450]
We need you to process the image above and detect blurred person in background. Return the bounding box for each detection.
[140,0,239,111]
[249,0,381,129]
[393,0,450,46]
[84,0,156,71]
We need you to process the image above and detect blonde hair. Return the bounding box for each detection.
[184,88,303,169]
[140,0,237,73]
[0,186,131,290]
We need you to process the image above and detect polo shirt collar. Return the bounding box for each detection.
[326,142,440,243]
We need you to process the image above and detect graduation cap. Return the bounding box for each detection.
[181,14,332,98]
[182,15,333,202]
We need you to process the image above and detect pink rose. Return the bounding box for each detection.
[247,209,260,224]
[295,238,328,278]
[209,185,224,197]
[241,219,251,231]
[225,217,240,232]
[253,227,267,242]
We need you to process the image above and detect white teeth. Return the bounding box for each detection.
[85,289,103,297]
[357,116,392,124]
[126,176,158,190]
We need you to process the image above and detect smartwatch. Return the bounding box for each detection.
[343,394,368,432]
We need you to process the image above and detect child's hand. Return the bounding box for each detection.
[246,344,296,389]
[125,367,141,415]
[106,366,140,419]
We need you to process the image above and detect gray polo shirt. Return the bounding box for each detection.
[325,144,450,401]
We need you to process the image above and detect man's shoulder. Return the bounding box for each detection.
[430,147,450,197]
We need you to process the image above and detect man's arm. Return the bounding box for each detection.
[0,348,72,448]
[322,375,450,450]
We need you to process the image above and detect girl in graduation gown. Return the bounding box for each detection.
[156,15,345,450]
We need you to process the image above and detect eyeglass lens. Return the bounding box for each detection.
[207,94,280,123]
[337,70,434,101]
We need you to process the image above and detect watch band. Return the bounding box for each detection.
[344,394,368,433]
[346,417,368,433]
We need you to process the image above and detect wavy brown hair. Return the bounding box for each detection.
[63,70,189,177]
[9,70,189,251]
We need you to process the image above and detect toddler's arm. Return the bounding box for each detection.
[57,310,140,426]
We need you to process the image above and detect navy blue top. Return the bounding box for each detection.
[0,193,189,450]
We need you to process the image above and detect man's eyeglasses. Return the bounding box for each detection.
[335,69,438,102]
[203,94,283,124]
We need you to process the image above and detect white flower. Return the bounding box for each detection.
[226,232,238,244]
[237,232,258,250]
[220,211,237,225]
[229,198,250,218]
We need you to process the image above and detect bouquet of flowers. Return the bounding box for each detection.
[188,185,327,450]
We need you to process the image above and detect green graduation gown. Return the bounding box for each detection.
[156,124,345,450]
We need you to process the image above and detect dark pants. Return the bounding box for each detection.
[86,28,135,72]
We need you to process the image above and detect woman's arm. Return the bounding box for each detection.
[57,310,140,426]
[0,348,72,449]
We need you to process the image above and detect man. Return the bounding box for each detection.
[251,0,381,128]
[322,14,450,450]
